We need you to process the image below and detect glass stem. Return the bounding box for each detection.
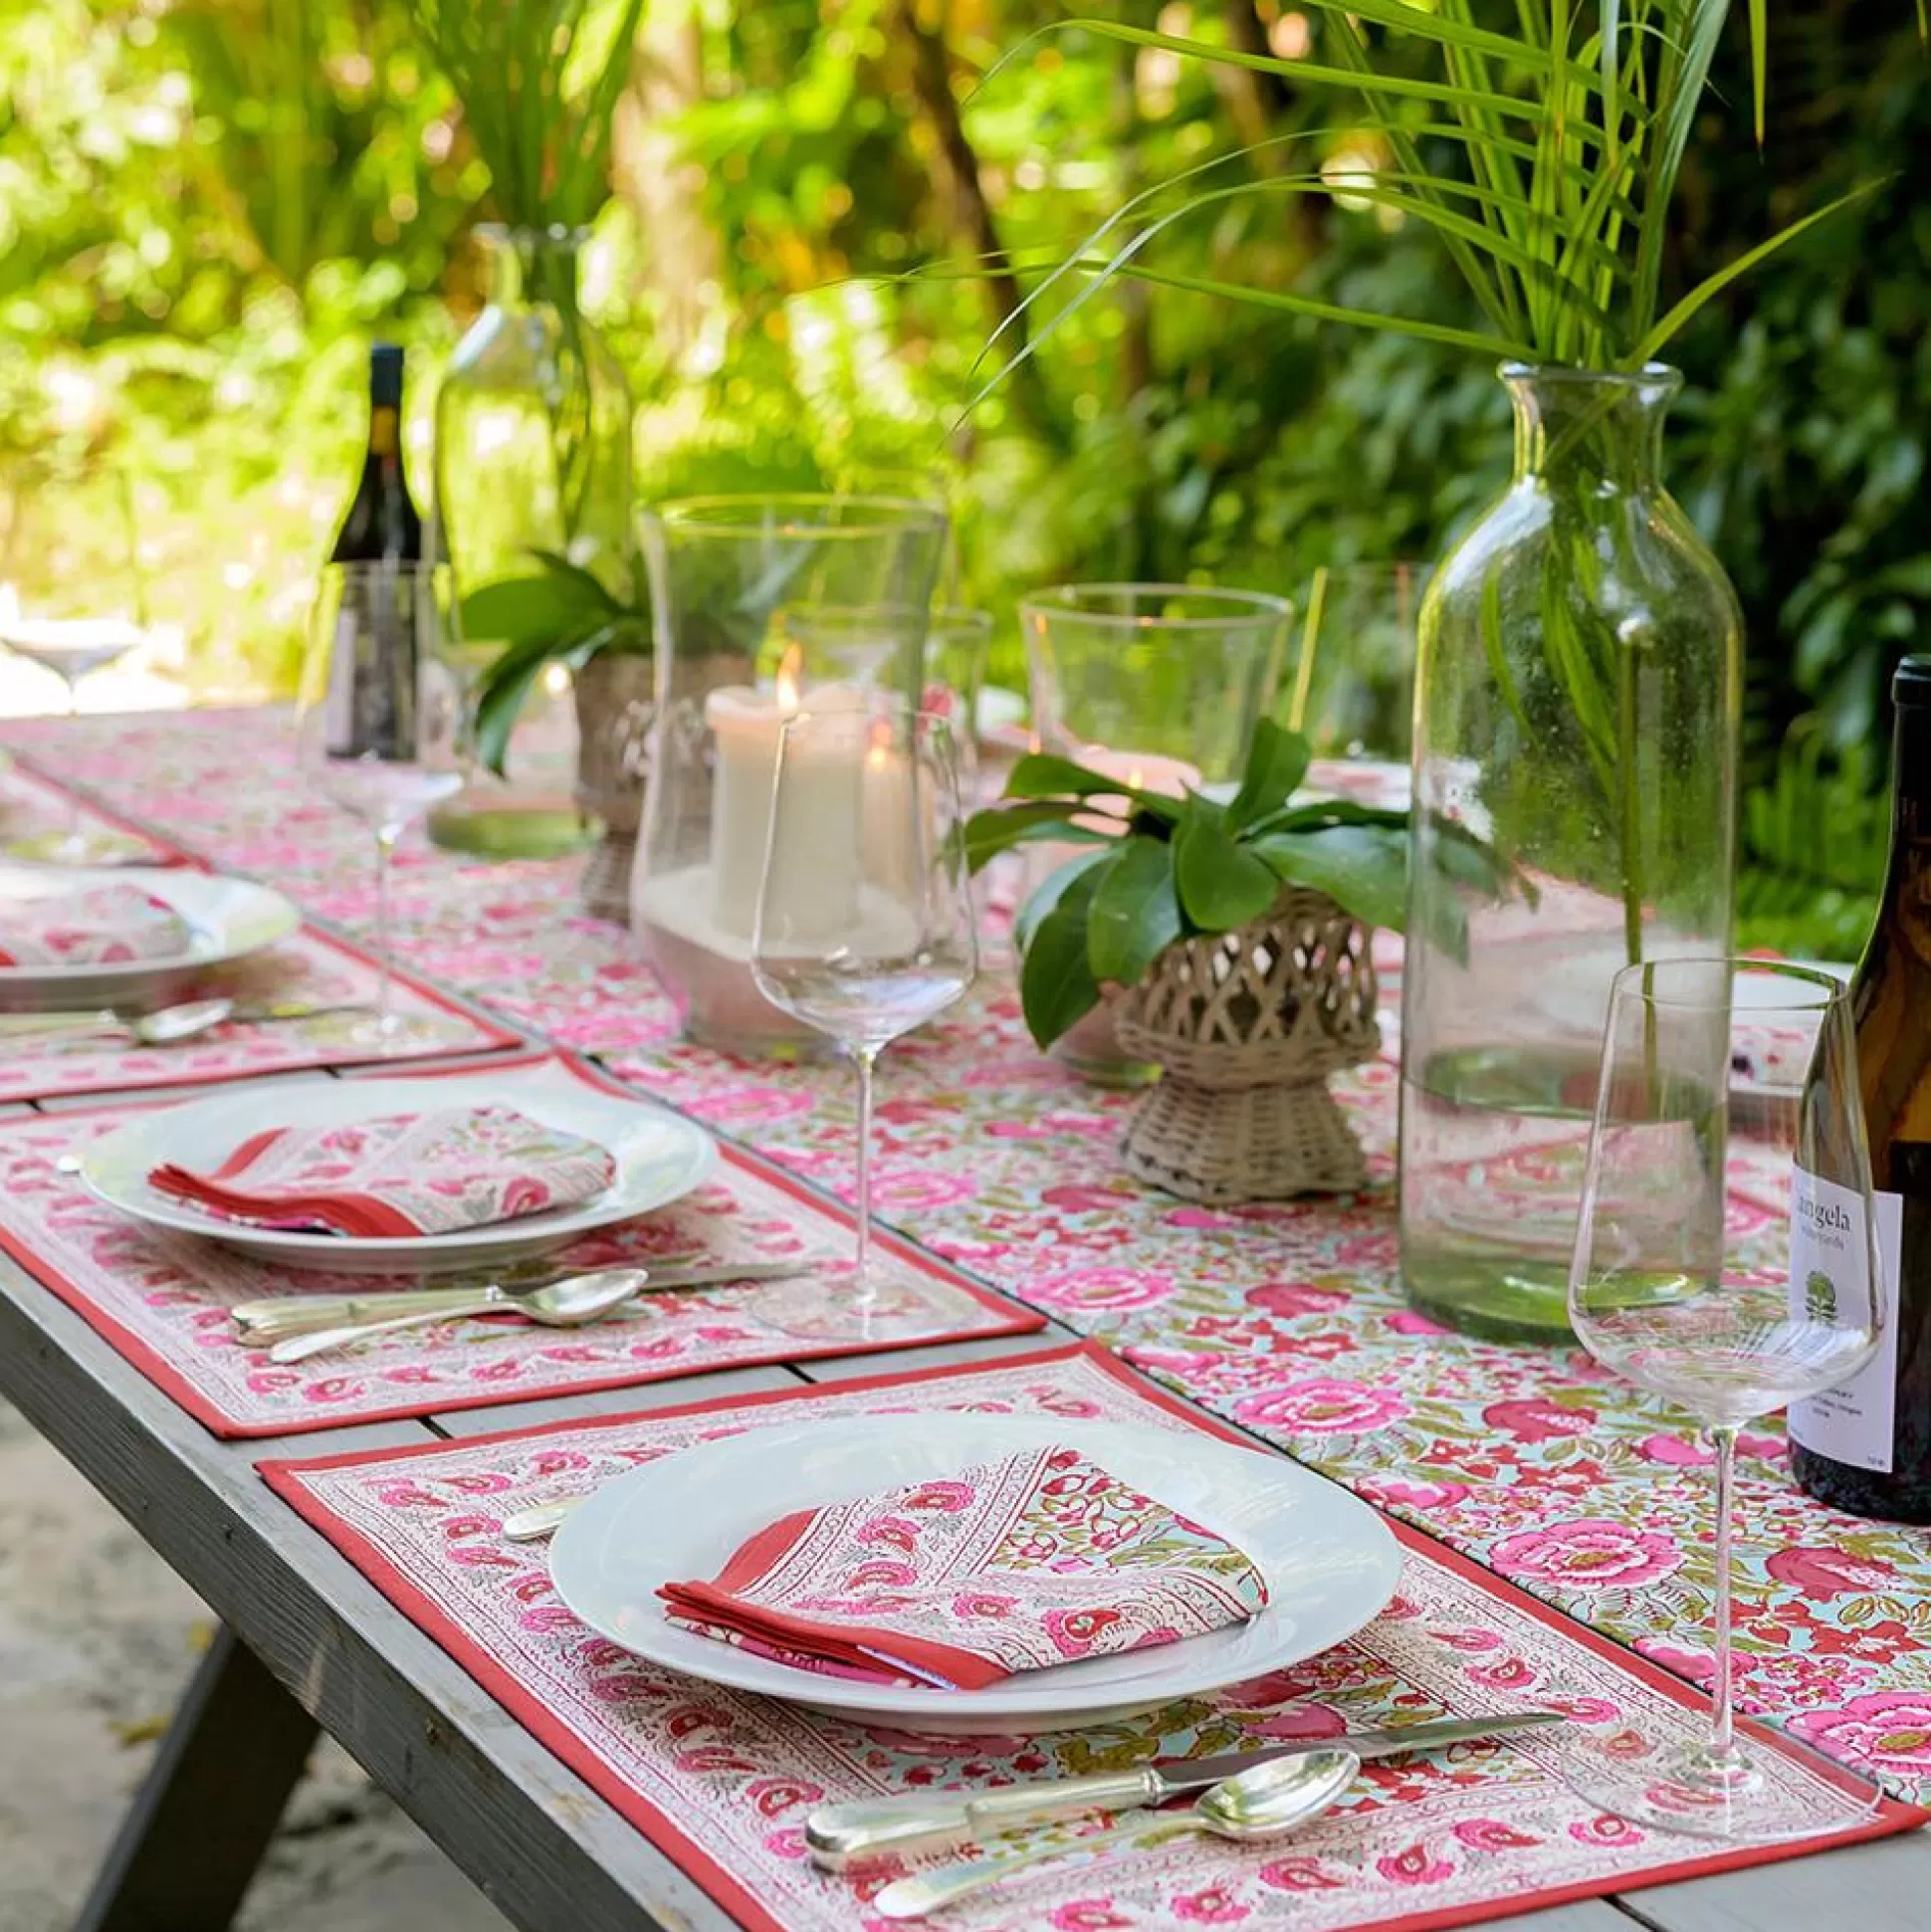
[1708,1423,1739,1762]
[852,1045,879,1291]
[373,823,399,1028]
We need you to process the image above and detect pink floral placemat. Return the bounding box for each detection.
[0,920,523,1103]
[0,1055,1043,1436]
[261,1343,1918,1932]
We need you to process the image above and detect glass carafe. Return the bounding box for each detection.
[1399,363,1742,1342]
[431,224,634,857]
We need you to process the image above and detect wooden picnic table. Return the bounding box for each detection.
[0,720,1924,1932]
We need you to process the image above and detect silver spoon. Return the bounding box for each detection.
[0,997,371,1047]
[872,1750,1359,1921]
[265,1267,649,1365]
[0,997,236,1045]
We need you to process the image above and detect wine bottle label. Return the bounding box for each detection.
[1788,1174,1902,1474]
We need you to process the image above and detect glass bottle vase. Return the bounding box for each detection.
[430,224,634,859]
[1398,363,1742,1343]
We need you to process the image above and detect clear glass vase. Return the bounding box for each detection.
[1399,364,1742,1343]
[430,224,634,859]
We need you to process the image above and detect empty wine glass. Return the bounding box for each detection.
[0,457,152,863]
[297,560,465,1051]
[1569,958,1884,1839]
[751,699,977,1337]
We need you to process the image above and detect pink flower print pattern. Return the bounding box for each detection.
[1231,1379,1411,1436]
[658,1443,1266,1689]
[1491,1519,1683,1592]
[1789,1693,1931,1777]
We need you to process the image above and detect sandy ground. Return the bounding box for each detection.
[0,1398,518,1932]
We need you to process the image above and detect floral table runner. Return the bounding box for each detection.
[0,1054,1042,1435]
[262,1343,1917,1932]
[0,920,522,1103]
[17,713,1931,1809]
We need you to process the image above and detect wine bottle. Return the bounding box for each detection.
[323,343,422,761]
[1791,654,1931,1522]
[331,342,422,564]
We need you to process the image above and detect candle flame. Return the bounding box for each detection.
[774,643,804,711]
[866,718,895,769]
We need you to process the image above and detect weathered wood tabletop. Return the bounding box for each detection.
[0,766,1923,1931]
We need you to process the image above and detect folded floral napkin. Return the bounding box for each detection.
[0,884,192,967]
[660,1443,1268,1690]
[148,1104,618,1239]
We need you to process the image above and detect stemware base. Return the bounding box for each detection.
[748,1273,944,1344]
[1570,1726,1882,1843]
[336,1010,472,1057]
[5,827,151,868]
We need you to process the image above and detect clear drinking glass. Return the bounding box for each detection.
[1569,958,1883,1839]
[1021,582,1294,788]
[1288,562,1426,804]
[751,700,977,1338]
[297,560,465,1050]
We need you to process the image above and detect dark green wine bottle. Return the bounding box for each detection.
[1791,655,1931,1522]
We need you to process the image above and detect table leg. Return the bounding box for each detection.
[74,1621,319,1932]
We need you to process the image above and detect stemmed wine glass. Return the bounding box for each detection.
[1569,958,1884,1839]
[297,560,464,1051]
[751,699,977,1338]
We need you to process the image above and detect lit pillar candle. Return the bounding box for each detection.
[704,656,865,941]
[861,720,925,902]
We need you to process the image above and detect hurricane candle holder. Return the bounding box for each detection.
[629,496,949,1054]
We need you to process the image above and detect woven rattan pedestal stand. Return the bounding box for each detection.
[1113,888,1381,1203]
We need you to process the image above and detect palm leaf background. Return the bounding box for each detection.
[973,2,1890,383]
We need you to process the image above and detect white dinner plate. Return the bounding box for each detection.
[0,865,300,1010]
[80,1060,719,1276]
[547,1410,1402,1731]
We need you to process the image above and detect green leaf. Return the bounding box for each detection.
[964,800,1112,872]
[1076,259,1530,364]
[531,547,627,618]
[1020,869,1107,1049]
[1175,804,1281,932]
[1015,846,1115,955]
[1254,823,1410,934]
[1627,182,1885,365]
[459,574,604,649]
[1226,719,1312,832]
[1001,752,1186,820]
[1087,836,1184,986]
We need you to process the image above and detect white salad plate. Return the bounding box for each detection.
[546,1410,1402,1731]
[0,865,300,1010]
[80,1060,719,1276]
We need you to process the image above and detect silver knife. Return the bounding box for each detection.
[804,1711,1567,1869]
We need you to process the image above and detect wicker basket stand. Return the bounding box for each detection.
[1112,888,1381,1203]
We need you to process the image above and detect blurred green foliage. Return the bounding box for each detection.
[0,0,1923,951]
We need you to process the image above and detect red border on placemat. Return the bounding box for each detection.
[0,1052,1044,1437]
[258,1339,1925,1932]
